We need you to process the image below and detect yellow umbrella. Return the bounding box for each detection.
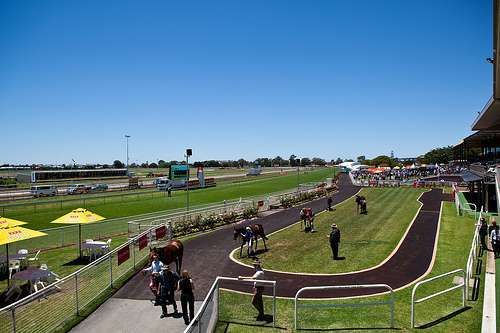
[0,217,27,229]
[0,225,47,286]
[51,208,105,258]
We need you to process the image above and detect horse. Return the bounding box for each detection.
[233,224,268,257]
[149,239,184,274]
[300,208,315,232]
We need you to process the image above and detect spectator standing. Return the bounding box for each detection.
[238,260,265,321]
[329,224,341,260]
[491,222,500,258]
[327,197,333,211]
[479,217,489,251]
[177,270,195,325]
[143,254,164,301]
[158,266,179,318]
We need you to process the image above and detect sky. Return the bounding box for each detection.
[0,0,493,164]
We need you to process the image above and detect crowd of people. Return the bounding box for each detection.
[351,165,465,184]
[479,217,500,258]
[143,253,195,325]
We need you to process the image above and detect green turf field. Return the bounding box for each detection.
[216,202,484,332]
[3,168,333,230]
[238,187,426,273]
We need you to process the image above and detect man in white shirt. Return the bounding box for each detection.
[238,260,265,321]
[143,254,164,300]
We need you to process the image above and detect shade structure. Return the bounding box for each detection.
[0,225,47,287]
[51,208,105,258]
[0,217,27,229]
[51,208,105,225]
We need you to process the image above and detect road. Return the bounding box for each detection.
[0,169,299,200]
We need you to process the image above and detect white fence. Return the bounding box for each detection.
[184,277,276,333]
[465,207,482,301]
[0,222,169,333]
[410,269,466,328]
[294,284,395,330]
[127,199,253,237]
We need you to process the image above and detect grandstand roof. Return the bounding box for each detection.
[471,1,500,131]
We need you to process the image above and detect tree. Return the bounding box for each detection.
[357,155,366,163]
[300,157,311,166]
[148,162,158,168]
[334,158,343,165]
[113,160,125,168]
[237,159,248,168]
[158,160,168,168]
[369,155,396,167]
[289,154,297,166]
[272,156,284,167]
[312,157,326,166]
[419,146,454,164]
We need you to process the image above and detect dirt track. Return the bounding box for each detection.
[114,174,445,300]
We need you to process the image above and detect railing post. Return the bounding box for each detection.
[462,270,466,308]
[273,282,276,328]
[11,307,16,333]
[390,289,394,328]
[75,274,79,315]
[109,254,113,288]
[294,292,298,330]
[132,240,136,270]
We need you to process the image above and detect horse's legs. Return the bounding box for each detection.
[240,242,244,257]
[262,236,267,250]
[254,237,258,253]
[178,254,183,273]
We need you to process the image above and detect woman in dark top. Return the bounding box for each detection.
[177,270,195,325]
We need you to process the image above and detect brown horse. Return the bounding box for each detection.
[149,239,184,274]
[233,224,268,257]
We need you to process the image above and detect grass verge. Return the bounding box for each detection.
[216,202,484,332]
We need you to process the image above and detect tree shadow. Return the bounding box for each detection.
[416,306,472,329]
[62,257,90,266]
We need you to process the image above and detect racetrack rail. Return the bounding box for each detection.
[114,174,445,300]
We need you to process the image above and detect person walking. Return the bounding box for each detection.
[158,265,179,318]
[143,253,164,301]
[177,270,195,325]
[327,197,333,211]
[238,260,265,321]
[479,217,489,251]
[328,224,341,260]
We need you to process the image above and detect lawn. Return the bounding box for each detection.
[3,168,334,230]
[238,187,426,274]
[215,202,484,332]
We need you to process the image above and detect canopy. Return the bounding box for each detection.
[52,208,105,259]
[0,217,27,229]
[51,208,105,225]
[0,226,47,246]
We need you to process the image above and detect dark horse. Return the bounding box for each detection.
[233,224,268,257]
[355,195,367,215]
[149,239,184,274]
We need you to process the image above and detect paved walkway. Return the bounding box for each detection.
[71,298,202,333]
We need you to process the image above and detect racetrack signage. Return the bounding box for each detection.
[117,245,130,266]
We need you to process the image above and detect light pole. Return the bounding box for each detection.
[296,158,301,192]
[185,148,192,212]
[125,135,131,173]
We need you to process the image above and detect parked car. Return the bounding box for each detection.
[90,183,108,192]
[30,185,57,197]
[67,184,91,195]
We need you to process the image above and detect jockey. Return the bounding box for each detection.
[143,253,164,301]
[242,226,255,255]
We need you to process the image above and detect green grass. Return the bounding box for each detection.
[3,168,334,230]
[216,202,484,332]
[239,187,425,273]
